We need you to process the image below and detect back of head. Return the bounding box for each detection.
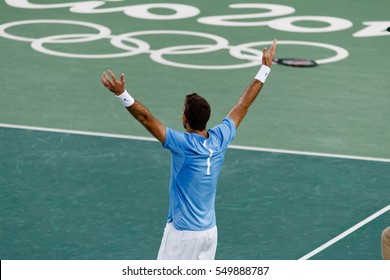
[184,93,211,131]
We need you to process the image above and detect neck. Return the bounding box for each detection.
[186,127,208,138]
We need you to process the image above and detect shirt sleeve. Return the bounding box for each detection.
[210,117,237,150]
[162,127,184,153]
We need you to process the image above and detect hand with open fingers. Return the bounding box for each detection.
[262,39,277,68]
[101,70,126,96]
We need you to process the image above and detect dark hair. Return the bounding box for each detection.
[183,93,211,131]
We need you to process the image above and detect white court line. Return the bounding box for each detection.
[1,122,390,163]
[0,123,158,142]
[299,204,390,260]
[228,145,390,163]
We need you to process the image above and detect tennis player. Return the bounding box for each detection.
[101,39,277,260]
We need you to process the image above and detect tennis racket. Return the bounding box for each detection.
[243,54,317,68]
[273,58,317,67]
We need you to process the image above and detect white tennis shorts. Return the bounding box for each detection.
[157,223,217,260]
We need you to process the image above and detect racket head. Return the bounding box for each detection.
[274,58,317,67]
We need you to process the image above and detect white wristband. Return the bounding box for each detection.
[255,65,271,83]
[116,90,135,107]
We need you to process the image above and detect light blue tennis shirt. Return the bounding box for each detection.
[162,117,236,231]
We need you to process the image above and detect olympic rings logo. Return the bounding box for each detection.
[0,19,349,70]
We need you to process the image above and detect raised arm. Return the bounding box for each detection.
[101,70,166,143]
[227,39,277,128]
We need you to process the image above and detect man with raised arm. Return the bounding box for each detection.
[101,39,277,260]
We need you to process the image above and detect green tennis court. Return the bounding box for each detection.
[0,0,389,260]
